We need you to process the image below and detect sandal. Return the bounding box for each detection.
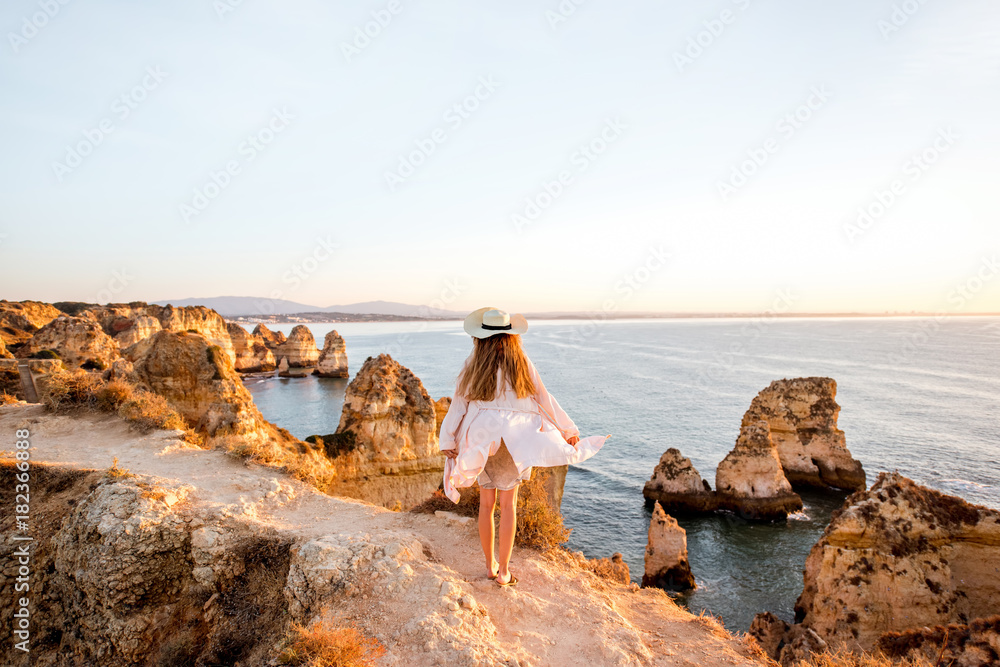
[495,572,518,587]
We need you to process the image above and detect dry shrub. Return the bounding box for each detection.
[105,456,134,480]
[278,621,386,667]
[1,391,19,405]
[411,467,570,550]
[586,552,630,584]
[42,370,187,433]
[215,430,339,493]
[791,650,934,667]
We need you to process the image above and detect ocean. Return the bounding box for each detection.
[245,317,1000,631]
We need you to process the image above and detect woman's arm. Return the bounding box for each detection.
[527,358,580,440]
[439,355,472,455]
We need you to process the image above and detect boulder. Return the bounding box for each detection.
[715,419,803,520]
[227,322,276,373]
[761,472,1000,664]
[273,325,319,368]
[252,323,286,350]
[277,357,291,377]
[643,448,718,513]
[326,353,445,508]
[0,300,62,346]
[745,378,865,490]
[129,330,268,439]
[19,315,121,370]
[314,330,348,378]
[749,612,790,658]
[642,501,695,591]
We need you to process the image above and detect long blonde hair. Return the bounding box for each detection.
[456,333,536,401]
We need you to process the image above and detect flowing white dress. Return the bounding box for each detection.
[439,354,609,503]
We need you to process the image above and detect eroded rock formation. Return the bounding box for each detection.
[0,299,62,346]
[877,616,1000,666]
[745,377,865,491]
[252,323,286,350]
[643,448,717,513]
[642,501,695,591]
[715,420,803,520]
[753,473,1000,665]
[19,315,121,369]
[0,336,11,359]
[433,397,451,436]
[86,303,236,364]
[273,325,319,369]
[314,329,348,377]
[326,353,445,508]
[227,322,276,373]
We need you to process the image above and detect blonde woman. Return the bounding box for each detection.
[439,307,610,587]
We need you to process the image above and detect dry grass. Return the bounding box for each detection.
[41,371,187,433]
[278,621,386,667]
[411,467,570,550]
[105,456,134,480]
[790,650,935,667]
[1,391,19,405]
[585,552,631,584]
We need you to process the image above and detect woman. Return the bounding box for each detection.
[439,307,610,587]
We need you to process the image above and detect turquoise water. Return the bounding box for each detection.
[245,317,1000,631]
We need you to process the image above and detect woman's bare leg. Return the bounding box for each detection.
[479,487,498,576]
[496,486,518,583]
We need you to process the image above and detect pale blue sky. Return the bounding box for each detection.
[1,0,998,313]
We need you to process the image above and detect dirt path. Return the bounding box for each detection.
[1,403,767,666]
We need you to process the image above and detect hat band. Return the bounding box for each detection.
[482,323,512,330]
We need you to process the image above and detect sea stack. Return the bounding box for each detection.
[753,472,1000,664]
[273,325,319,369]
[314,330,348,378]
[745,377,865,491]
[642,501,695,591]
[715,419,803,520]
[324,353,445,508]
[226,322,276,373]
[643,448,717,513]
[252,323,286,350]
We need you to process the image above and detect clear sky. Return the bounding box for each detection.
[1,0,998,314]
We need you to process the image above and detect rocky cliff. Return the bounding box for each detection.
[18,315,121,369]
[226,322,276,373]
[715,420,803,520]
[0,404,769,667]
[0,336,12,359]
[752,472,1000,664]
[0,300,62,346]
[745,378,865,491]
[314,329,348,377]
[273,325,319,369]
[325,354,445,508]
[643,501,695,591]
[252,323,286,349]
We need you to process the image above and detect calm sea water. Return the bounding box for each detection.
[245,317,1000,631]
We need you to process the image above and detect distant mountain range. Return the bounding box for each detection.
[153,297,466,318]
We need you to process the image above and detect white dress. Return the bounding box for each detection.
[439,354,609,503]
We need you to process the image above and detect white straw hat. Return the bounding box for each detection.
[463,307,528,339]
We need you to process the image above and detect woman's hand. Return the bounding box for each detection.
[566,436,579,446]
[442,448,458,459]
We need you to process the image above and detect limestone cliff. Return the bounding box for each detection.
[0,405,769,667]
[715,420,803,521]
[643,501,695,591]
[754,472,1000,664]
[0,300,62,346]
[643,448,717,513]
[226,322,276,373]
[745,377,865,491]
[433,396,451,436]
[273,325,319,369]
[877,615,1000,666]
[0,336,11,359]
[314,329,348,377]
[326,353,445,508]
[19,314,121,369]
